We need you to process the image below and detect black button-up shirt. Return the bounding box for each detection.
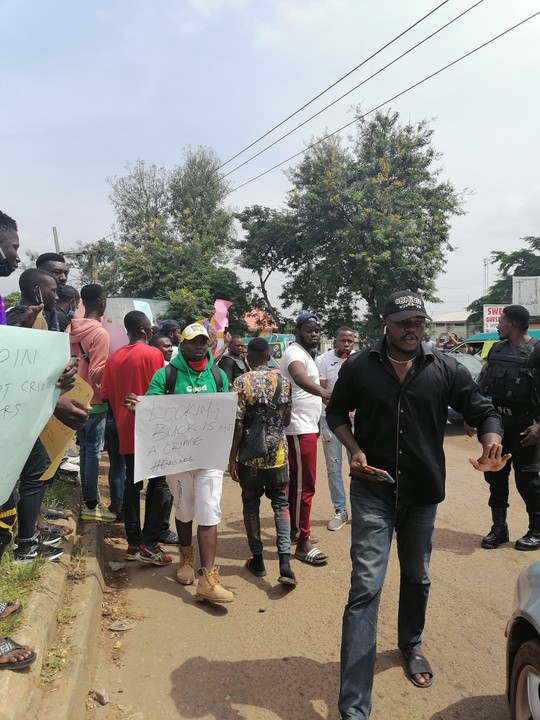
[326,340,503,506]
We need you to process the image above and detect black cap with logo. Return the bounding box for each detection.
[382,291,431,322]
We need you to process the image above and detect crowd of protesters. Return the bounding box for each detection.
[2,208,533,720]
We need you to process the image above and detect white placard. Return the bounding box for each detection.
[513,277,540,316]
[134,393,237,483]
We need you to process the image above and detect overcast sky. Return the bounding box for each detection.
[1,0,539,318]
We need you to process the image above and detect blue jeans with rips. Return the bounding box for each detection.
[320,415,348,512]
[339,479,437,719]
[77,411,107,508]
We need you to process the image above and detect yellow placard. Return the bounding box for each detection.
[39,376,93,480]
[32,311,48,330]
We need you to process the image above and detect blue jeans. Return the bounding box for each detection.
[77,411,107,507]
[104,413,126,508]
[339,480,437,719]
[320,415,348,512]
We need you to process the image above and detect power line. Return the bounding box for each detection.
[229,11,540,194]
[223,0,484,179]
[218,0,452,170]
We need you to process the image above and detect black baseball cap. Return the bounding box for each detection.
[383,291,431,321]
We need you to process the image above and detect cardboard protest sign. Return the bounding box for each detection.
[39,376,93,481]
[0,326,69,503]
[134,393,237,483]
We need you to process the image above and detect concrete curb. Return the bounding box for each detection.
[0,520,104,720]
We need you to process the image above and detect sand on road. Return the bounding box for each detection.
[85,427,530,720]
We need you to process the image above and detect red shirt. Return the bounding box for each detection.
[101,342,164,455]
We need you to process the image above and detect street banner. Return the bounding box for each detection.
[39,376,93,480]
[134,393,237,483]
[483,304,505,333]
[0,326,68,504]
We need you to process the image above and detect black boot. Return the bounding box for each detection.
[515,514,540,551]
[481,508,509,549]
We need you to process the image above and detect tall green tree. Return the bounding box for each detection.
[67,148,251,331]
[235,205,295,331]
[280,109,464,337]
[467,236,540,322]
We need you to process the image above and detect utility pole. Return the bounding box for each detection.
[52,226,60,254]
[483,258,490,295]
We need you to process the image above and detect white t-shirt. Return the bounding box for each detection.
[316,349,353,417]
[280,343,322,435]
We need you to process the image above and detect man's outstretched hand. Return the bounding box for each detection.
[469,443,511,472]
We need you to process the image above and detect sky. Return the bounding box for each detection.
[1,0,539,319]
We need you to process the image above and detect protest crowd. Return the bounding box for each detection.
[3,207,538,720]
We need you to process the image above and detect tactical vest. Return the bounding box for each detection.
[485,338,539,408]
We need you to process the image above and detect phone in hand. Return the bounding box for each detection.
[365,465,396,484]
[33,285,44,305]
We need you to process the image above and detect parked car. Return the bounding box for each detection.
[449,330,540,360]
[506,560,540,720]
[447,353,484,424]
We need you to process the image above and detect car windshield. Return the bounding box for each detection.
[453,353,483,381]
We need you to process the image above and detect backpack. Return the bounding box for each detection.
[238,375,283,463]
[485,338,540,407]
[164,362,223,395]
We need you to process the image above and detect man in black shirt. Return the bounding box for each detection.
[219,334,249,385]
[326,290,508,720]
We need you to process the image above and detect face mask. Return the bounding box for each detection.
[0,248,13,277]
[335,348,351,359]
[68,308,77,318]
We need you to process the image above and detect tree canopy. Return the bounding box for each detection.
[66,111,469,339]
[467,236,540,322]
[235,110,464,338]
[67,148,252,331]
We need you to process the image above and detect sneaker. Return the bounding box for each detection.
[60,460,80,473]
[38,529,63,546]
[13,542,64,563]
[327,510,348,531]
[138,545,173,566]
[125,545,141,561]
[80,504,117,522]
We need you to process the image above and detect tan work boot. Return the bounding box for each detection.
[176,546,195,585]
[195,566,234,604]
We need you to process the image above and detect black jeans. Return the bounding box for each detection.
[238,463,291,555]
[485,412,540,524]
[0,490,18,558]
[122,455,170,547]
[17,439,51,541]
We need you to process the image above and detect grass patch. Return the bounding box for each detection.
[43,472,80,512]
[0,552,43,636]
[41,642,71,683]
[0,471,79,638]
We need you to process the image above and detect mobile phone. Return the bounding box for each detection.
[365,465,396,484]
[34,285,44,305]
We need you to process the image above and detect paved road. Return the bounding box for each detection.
[86,427,530,720]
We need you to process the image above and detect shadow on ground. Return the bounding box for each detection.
[428,694,508,720]
[171,656,340,720]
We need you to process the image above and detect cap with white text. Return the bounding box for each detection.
[383,291,431,322]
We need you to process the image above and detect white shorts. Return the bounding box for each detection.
[166,469,223,526]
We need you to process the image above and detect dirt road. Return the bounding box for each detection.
[85,428,531,720]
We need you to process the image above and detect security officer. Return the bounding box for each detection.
[480,305,540,550]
